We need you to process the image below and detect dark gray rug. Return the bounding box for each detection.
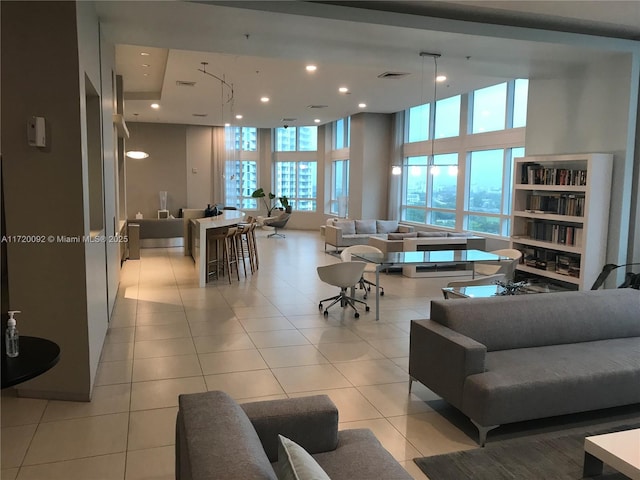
[415,417,640,480]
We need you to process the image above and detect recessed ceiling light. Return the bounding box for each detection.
[224,123,230,127]
[314,119,321,123]
[151,103,160,109]
[143,73,149,77]
[306,65,317,72]
[235,114,243,119]
[260,97,270,103]
[436,75,447,82]
[338,87,349,93]
[142,64,150,68]
[358,103,367,108]
[126,151,149,159]
[140,52,150,56]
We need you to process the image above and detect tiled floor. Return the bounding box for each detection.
[2,229,485,479]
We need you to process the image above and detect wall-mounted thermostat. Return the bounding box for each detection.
[27,116,46,147]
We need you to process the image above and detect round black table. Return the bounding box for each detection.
[1,336,60,389]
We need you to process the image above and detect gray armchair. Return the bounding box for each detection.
[263,212,290,238]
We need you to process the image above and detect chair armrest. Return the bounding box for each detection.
[398,225,414,233]
[410,319,486,410]
[325,225,343,247]
[241,395,339,462]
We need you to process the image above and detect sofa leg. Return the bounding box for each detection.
[471,420,499,447]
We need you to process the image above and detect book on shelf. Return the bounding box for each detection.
[520,163,587,186]
[526,193,585,216]
[523,220,583,246]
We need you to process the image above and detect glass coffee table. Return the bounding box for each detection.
[442,282,567,299]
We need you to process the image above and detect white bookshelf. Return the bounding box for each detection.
[511,153,613,290]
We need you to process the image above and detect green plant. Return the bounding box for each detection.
[252,188,288,216]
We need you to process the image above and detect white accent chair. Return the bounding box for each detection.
[474,249,523,280]
[340,245,384,299]
[317,262,370,318]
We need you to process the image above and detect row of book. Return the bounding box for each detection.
[520,163,587,186]
[521,247,581,277]
[521,222,583,247]
[525,194,585,217]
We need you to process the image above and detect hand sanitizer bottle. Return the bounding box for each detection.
[5,311,21,358]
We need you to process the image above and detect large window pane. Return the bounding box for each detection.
[403,208,427,223]
[405,156,427,207]
[241,127,257,151]
[434,95,460,139]
[430,153,458,210]
[225,160,257,208]
[299,126,317,151]
[467,215,500,235]
[408,104,429,142]
[335,118,345,149]
[513,79,529,128]
[275,127,297,151]
[431,211,456,228]
[331,159,349,215]
[468,149,504,214]
[275,161,317,212]
[472,83,507,133]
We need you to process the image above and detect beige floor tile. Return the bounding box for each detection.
[290,387,382,422]
[390,356,409,372]
[340,417,422,462]
[273,303,325,317]
[299,327,363,344]
[248,329,311,348]
[132,355,202,382]
[204,370,284,399]
[184,306,237,323]
[232,305,283,319]
[357,382,437,417]
[259,345,328,368]
[0,394,48,427]
[127,407,178,451]
[134,323,191,342]
[125,445,174,480]
[135,310,187,326]
[334,359,409,386]
[193,332,255,353]
[198,349,267,375]
[104,327,135,345]
[133,338,196,359]
[1,468,18,480]
[238,316,296,332]
[349,323,408,340]
[17,453,126,480]
[387,412,477,457]
[188,319,246,336]
[100,342,135,362]
[109,314,136,328]
[316,341,385,363]
[399,460,430,479]
[41,384,131,422]
[271,364,351,393]
[23,413,128,465]
[135,301,184,315]
[1,424,37,468]
[95,360,132,386]
[130,377,206,411]
[366,336,410,358]
[237,394,290,403]
[285,314,341,329]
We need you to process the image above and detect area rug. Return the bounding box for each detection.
[414,417,640,480]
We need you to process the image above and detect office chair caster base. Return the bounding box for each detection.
[323,310,328,317]
[354,312,359,318]
[365,306,370,312]
[318,303,323,310]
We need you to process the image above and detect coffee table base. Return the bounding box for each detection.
[583,429,640,479]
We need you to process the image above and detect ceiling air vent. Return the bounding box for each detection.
[176,80,197,87]
[192,113,208,117]
[307,105,328,109]
[377,72,410,79]
[281,118,297,122]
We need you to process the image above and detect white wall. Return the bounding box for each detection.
[526,53,638,274]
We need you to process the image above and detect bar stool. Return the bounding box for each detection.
[238,223,257,274]
[207,227,240,283]
[234,226,249,277]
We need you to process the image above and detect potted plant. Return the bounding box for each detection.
[252,188,283,216]
[279,196,292,213]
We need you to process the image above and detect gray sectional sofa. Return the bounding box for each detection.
[324,219,413,251]
[176,390,412,480]
[409,289,640,446]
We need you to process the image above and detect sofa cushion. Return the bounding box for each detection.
[376,220,399,234]
[388,232,418,240]
[177,391,277,480]
[355,220,377,234]
[430,289,640,351]
[417,231,447,237]
[277,435,331,480]
[447,232,470,237]
[334,220,355,235]
[462,337,640,426]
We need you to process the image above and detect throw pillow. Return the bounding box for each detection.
[388,232,418,240]
[277,434,331,480]
[376,220,399,233]
[355,219,376,234]
[417,231,447,237]
[334,220,356,235]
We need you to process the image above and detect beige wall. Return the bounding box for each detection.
[126,122,188,219]
[186,126,213,208]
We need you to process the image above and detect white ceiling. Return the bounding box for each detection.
[95,1,640,128]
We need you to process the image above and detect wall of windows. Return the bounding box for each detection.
[274,126,318,212]
[330,159,349,216]
[225,127,258,209]
[401,79,528,237]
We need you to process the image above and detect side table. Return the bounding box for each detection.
[1,336,60,389]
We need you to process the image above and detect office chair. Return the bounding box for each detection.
[340,245,384,299]
[317,262,370,318]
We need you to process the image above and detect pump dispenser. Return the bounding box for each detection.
[5,311,21,357]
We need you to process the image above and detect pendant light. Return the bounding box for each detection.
[126,113,149,159]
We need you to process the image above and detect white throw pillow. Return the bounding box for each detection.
[277,435,331,480]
